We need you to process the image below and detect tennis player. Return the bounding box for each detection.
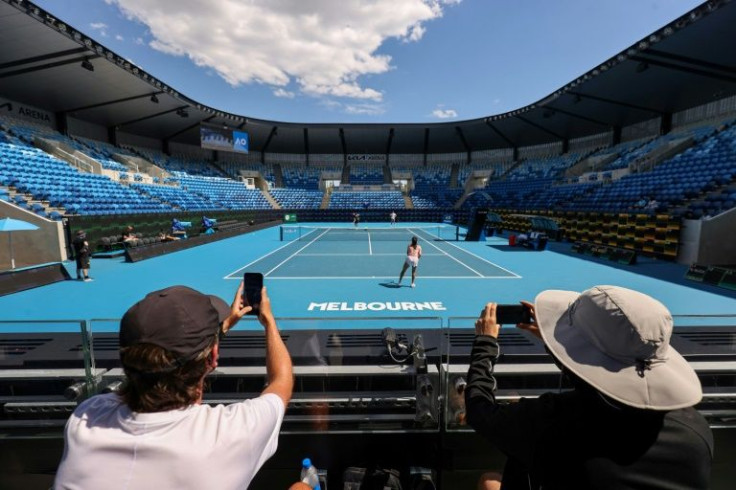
[398,236,422,288]
[389,211,397,226]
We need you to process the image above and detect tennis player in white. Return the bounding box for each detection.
[398,236,422,288]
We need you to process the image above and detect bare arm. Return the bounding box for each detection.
[258,287,293,407]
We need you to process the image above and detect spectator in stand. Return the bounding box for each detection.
[72,230,92,281]
[121,225,136,243]
[467,286,712,489]
[54,283,293,489]
[646,198,659,212]
[157,229,179,242]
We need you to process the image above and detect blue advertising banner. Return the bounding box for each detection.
[233,131,249,153]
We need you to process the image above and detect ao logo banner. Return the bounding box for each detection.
[233,131,249,153]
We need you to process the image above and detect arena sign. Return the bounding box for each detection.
[308,301,446,312]
[346,154,386,162]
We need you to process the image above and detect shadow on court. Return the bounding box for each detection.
[487,245,543,252]
[379,282,402,289]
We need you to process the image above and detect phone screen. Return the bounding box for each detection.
[243,273,263,315]
[495,304,531,325]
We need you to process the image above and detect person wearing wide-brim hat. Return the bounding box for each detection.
[466,285,713,490]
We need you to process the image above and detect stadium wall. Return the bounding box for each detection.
[0,200,66,269]
[117,131,162,152]
[697,208,736,266]
[67,117,106,141]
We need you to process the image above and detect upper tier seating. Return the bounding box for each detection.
[329,191,404,209]
[176,174,272,209]
[270,188,324,209]
[349,164,384,185]
[0,140,170,215]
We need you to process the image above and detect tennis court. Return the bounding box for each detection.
[224,224,519,280]
[1,222,736,332]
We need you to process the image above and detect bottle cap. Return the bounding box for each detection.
[302,458,311,468]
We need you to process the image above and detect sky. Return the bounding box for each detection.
[34,0,705,124]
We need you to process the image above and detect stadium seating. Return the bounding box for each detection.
[328,191,404,209]
[270,188,324,209]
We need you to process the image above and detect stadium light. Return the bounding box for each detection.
[80,58,94,72]
[150,94,159,104]
[176,108,189,118]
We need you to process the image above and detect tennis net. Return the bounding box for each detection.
[280,225,459,242]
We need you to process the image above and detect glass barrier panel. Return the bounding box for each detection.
[445,315,736,431]
[91,316,444,434]
[0,319,96,437]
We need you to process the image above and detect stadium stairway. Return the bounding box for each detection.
[499,159,524,179]
[261,188,281,209]
[320,188,331,209]
[404,194,413,209]
[449,162,460,188]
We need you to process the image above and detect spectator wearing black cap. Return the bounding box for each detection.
[72,229,91,281]
[54,283,293,489]
[467,286,712,490]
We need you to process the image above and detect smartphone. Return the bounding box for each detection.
[243,273,263,315]
[496,304,532,325]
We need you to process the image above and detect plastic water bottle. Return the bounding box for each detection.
[300,458,321,490]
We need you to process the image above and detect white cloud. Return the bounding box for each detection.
[431,108,458,119]
[134,37,144,45]
[89,22,108,37]
[344,103,386,116]
[115,34,125,41]
[273,88,296,99]
[106,0,460,101]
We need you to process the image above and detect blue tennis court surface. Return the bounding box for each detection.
[1,222,735,333]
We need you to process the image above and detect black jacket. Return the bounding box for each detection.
[465,335,713,489]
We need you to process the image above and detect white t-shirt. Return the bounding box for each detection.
[54,392,285,490]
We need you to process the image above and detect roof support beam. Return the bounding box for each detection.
[568,91,664,115]
[515,116,564,141]
[385,128,394,161]
[485,120,517,148]
[115,105,189,128]
[303,128,310,166]
[422,128,430,167]
[339,128,348,167]
[163,115,215,141]
[0,47,90,70]
[631,54,736,84]
[645,48,736,75]
[0,54,101,79]
[544,106,611,127]
[455,126,472,163]
[261,126,278,154]
[64,91,164,113]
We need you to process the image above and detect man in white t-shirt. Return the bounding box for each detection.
[54,283,293,490]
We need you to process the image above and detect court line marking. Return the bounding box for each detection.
[409,228,484,277]
[264,228,331,276]
[231,276,520,280]
[298,253,443,256]
[413,228,522,279]
[367,231,372,255]
[222,228,320,279]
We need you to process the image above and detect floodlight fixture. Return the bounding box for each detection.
[150,94,159,104]
[81,58,94,72]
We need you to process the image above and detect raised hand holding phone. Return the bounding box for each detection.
[243,273,263,315]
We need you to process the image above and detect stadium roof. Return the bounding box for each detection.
[1,0,735,155]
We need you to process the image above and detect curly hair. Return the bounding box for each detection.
[119,339,215,413]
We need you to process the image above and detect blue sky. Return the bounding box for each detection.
[35,0,704,124]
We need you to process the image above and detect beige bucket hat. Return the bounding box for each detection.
[534,285,702,410]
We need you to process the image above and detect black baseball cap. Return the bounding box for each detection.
[120,286,230,362]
